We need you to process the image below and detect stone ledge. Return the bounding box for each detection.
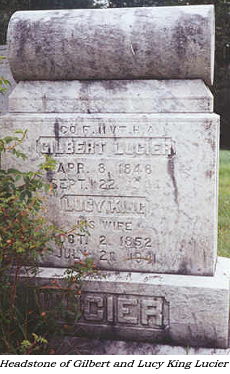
[21,257,230,349]
[8,80,213,113]
[49,336,230,355]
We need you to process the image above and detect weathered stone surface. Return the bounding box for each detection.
[2,2,227,352]
[50,336,230,355]
[49,336,230,355]
[1,109,219,275]
[8,80,213,113]
[7,5,214,84]
[28,257,230,349]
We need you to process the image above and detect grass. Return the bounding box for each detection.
[218,150,230,257]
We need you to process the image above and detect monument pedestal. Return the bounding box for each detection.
[2,79,229,348]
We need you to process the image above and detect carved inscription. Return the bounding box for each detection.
[81,293,169,329]
[36,137,174,157]
[50,160,161,193]
[99,219,132,231]
[39,290,169,330]
[57,122,166,136]
[55,218,158,266]
[56,121,172,139]
[60,195,148,216]
[36,119,176,270]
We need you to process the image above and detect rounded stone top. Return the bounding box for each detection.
[7,5,215,85]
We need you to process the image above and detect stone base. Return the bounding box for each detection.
[29,257,230,349]
[49,337,230,355]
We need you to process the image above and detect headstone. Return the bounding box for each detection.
[5,80,218,276]
[1,5,229,348]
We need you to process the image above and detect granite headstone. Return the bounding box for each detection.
[1,5,229,348]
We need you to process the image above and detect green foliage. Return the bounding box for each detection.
[37,257,98,333]
[20,333,48,355]
[0,57,10,94]
[0,129,97,354]
[0,130,56,262]
[65,256,97,289]
[0,130,56,353]
[218,150,230,257]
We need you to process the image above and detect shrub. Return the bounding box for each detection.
[0,129,97,354]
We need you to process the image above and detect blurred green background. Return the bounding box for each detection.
[219,150,230,256]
